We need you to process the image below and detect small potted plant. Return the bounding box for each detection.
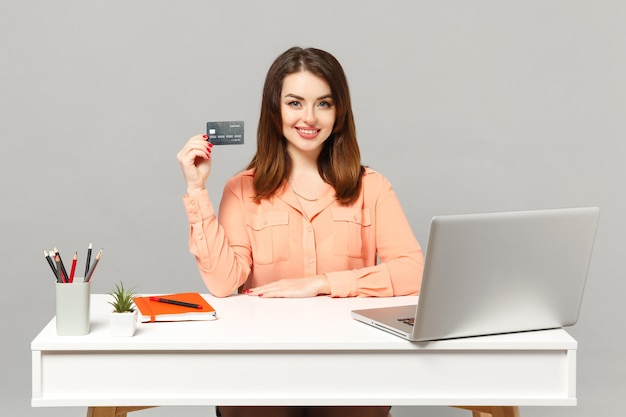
[108,281,137,337]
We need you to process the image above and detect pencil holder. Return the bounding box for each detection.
[55,281,91,336]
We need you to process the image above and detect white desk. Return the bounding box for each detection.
[32,295,577,417]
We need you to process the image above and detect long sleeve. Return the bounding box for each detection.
[183,187,252,297]
[324,171,424,297]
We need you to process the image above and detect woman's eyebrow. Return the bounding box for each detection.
[284,93,333,100]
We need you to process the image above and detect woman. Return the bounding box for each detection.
[177,47,424,417]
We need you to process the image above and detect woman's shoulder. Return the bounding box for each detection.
[224,168,255,192]
[362,167,391,187]
[360,167,397,203]
[363,166,380,177]
[228,168,255,180]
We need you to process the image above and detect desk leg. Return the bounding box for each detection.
[86,406,156,417]
[455,406,520,417]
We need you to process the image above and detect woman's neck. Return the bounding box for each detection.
[288,147,321,178]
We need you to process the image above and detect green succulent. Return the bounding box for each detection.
[108,281,136,313]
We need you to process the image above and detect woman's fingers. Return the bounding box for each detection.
[177,134,214,191]
[245,276,329,298]
[178,135,212,162]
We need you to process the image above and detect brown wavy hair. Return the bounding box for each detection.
[247,47,365,204]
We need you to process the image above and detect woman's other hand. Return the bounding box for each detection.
[177,134,213,194]
[244,276,331,298]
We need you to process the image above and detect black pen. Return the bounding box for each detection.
[149,297,203,309]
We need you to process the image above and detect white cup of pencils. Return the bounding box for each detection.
[55,280,91,335]
[45,243,103,336]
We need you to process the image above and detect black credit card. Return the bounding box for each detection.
[206,121,245,145]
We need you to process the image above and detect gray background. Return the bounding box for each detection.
[1,1,624,416]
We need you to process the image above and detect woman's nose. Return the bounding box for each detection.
[303,106,317,125]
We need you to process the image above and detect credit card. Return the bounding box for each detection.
[206,121,245,145]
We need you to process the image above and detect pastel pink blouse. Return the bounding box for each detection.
[183,168,424,297]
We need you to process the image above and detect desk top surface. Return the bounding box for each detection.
[31,294,576,351]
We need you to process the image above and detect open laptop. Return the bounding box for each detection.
[351,207,600,341]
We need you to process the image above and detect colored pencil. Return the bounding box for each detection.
[84,242,92,278]
[44,250,59,282]
[84,249,102,282]
[54,254,65,283]
[69,252,77,283]
[53,247,69,283]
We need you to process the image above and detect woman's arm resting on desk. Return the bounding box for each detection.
[245,275,330,298]
[320,172,423,298]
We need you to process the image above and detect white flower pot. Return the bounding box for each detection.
[109,310,137,337]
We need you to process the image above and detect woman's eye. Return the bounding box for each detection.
[287,101,301,107]
[318,101,333,108]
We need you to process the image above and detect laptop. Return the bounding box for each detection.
[351,207,600,341]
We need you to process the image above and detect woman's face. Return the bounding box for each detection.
[280,71,336,158]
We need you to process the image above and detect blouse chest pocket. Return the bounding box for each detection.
[246,211,290,265]
[331,207,372,258]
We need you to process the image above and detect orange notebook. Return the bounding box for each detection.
[133,292,217,322]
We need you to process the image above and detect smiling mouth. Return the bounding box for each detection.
[297,128,319,135]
